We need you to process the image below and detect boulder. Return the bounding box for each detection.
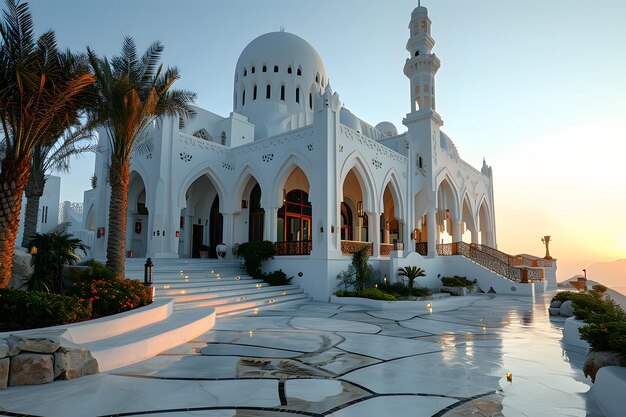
[11,335,61,354]
[560,300,574,317]
[9,246,32,289]
[548,307,561,316]
[9,353,54,386]
[5,337,21,356]
[54,346,99,380]
[0,357,8,390]
[441,286,467,296]
[584,351,626,383]
[0,339,9,358]
[550,299,562,309]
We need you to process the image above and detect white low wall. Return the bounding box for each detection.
[562,317,589,353]
[590,366,626,417]
[330,294,448,310]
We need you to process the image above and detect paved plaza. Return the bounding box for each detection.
[0,295,604,417]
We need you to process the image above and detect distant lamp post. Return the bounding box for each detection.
[540,235,553,259]
[583,269,587,280]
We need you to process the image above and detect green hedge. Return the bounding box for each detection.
[378,282,432,297]
[0,288,91,331]
[441,276,477,290]
[336,288,396,301]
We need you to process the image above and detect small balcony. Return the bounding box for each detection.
[274,240,312,256]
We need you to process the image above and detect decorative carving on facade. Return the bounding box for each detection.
[179,133,228,154]
[179,152,192,162]
[307,143,314,151]
[340,240,373,256]
[261,153,274,162]
[340,125,407,164]
[372,158,382,169]
[222,162,235,171]
[232,126,314,157]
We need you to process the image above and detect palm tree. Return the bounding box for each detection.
[398,266,427,288]
[27,231,85,293]
[0,0,95,288]
[21,125,96,248]
[87,37,196,276]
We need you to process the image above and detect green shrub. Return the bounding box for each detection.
[0,288,91,331]
[592,284,608,293]
[80,259,118,281]
[69,277,152,319]
[441,276,477,290]
[28,231,86,293]
[259,270,293,286]
[579,321,626,355]
[237,241,275,276]
[378,282,432,298]
[359,288,396,301]
[397,266,426,288]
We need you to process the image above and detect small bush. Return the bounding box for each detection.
[378,282,432,298]
[237,241,275,276]
[359,288,396,301]
[69,277,152,319]
[0,288,91,331]
[441,276,477,290]
[259,270,293,286]
[592,284,608,293]
[579,321,626,355]
[80,259,118,281]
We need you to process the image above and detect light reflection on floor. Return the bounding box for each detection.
[0,294,605,417]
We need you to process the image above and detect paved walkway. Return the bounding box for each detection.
[0,294,605,416]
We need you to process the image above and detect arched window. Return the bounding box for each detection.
[315,73,319,83]
[193,129,209,140]
[287,66,292,74]
[220,131,227,146]
[274,65,279,72]
[262,65,267,72]
[295,87,300,103]
[297,67,302,76]
[280,85,285,101]
[242,90,246,106]
[253,85,257,100]
[251,66,255,74]
[266,84,271,99]
[249,184,264,242]
[277,189,312,242]
[243,68,247,77]
[309,93,312,109]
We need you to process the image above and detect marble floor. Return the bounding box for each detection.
[0,294,605,417]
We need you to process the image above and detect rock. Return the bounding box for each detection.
[9,353,54,386]
[560,300,574,317]
[441,286,467,296]
[54,346,99,380]
[5,337,21,356]
[0,339,9,358]
[11,335,61,354]
[0,357,8,389]
[9,246,32,289]
[548,307,561,316]
[550,299,562,309]
[583,351,626,383]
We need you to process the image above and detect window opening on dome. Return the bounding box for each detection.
[252,66,255,74]
[242,90,246,106]
[244,68,247,77]
[297,67,302,76]
[315,74,319,83]
[274,65,279,72]
[309,93,312,109]
[287,66,292,74]
[280,85,285,101]
[262,65,267,72]
[415,51,420,56]
[295,87,300,103]
[266,84,271,99]
[220,131,227,146]
[253,85,257,100]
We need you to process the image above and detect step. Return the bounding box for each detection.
[165,284,298,304]
[85,307,216,372]
[154,280,263,296]
[174,287,305,311]
[217,296,312,317]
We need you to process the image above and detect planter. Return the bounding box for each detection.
[562,317,589,353]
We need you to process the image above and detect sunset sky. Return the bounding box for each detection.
[26,0,626,281]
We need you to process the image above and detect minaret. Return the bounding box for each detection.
[404,3,440,116]
[403,2,443,256]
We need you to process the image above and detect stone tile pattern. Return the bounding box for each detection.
[0,334,98,389]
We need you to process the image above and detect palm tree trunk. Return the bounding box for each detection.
[21,172,46,248]
[105,160,130,277]
[0,158,32,288]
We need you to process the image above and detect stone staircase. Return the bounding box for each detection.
[124,258,310,316]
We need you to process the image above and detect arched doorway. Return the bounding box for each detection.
[209,196,223,258]
[248,183,264,242]
[278,189,311,242]
[127,172,149,258]
[340,202,353,241]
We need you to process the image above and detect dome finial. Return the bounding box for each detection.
[280,26,285,32]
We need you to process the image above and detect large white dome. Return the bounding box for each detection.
[233,32,328,140]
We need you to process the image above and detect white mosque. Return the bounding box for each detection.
[82,5,556,299]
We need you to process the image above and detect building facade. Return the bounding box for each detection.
[83,5,541,300]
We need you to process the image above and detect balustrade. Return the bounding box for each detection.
[274,240,312,256]
[379,242,404,256]
[415,242,428,256]
[341,240,373,256]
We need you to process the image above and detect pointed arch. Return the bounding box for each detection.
[434,170,461,220]
[271,153,313,207]
[461,193,477,237]
[232,164,266,212]
[339,151,377,213]
[379,168,405,220]
[177,166,227,211]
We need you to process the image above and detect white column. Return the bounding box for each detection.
[452,219,462,243]
[471,229,479,244]
[222,213,235,258]
[427,209,437,256]
[367,211,381,257]
[264,207,278,242]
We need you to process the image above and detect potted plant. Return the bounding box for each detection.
[198,244,210,258]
